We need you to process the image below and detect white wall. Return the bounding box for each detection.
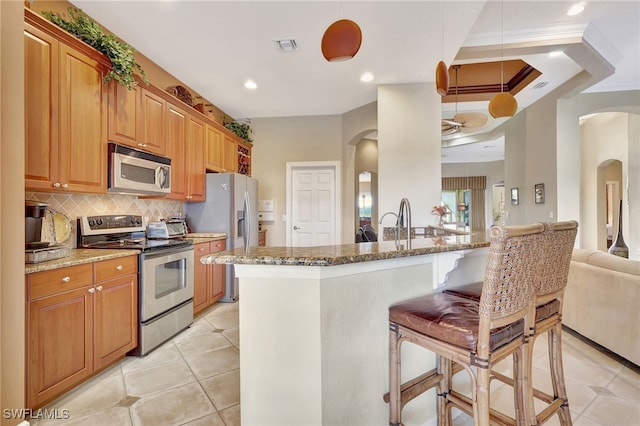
[580,112,638,257]
[1,0,26,419]
[250,115,343,246]
[378,84,442,227]
[558,90,640,257]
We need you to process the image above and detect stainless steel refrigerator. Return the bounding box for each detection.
[186,173,258,302]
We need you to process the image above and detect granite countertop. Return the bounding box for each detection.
[185,233,227,244]
[202,232,490,267]
[25,248,140,274]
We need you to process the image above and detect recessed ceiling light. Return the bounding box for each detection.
[360,72,374,82]
[567,2,585,16]
[549,50,563,58]
[244,80,257,90]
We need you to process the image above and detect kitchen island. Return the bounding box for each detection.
[202,233,490,426]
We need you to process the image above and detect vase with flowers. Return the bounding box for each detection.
[431,204,449,228]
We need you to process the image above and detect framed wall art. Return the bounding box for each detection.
[510,187,519,205]
[534,183,545,204]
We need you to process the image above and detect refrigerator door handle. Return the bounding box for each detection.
[243,191,251,250]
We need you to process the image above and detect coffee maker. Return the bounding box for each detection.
[25,201,71,263]
[25,200,49,250]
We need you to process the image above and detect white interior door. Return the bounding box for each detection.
[287,162,340,247]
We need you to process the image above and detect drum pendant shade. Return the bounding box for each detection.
[435,61,449,96]
[488,92,518,118]
[488,0,517,118]
[321,19,362,62]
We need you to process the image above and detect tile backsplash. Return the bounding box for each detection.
[26,192,185,247]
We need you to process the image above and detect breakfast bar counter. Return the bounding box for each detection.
[202,234,490,426]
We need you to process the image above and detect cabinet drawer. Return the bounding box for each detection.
[28,264,93,300]
[209,240,226,253]
[194,242,210,256]
[95,256,137,282]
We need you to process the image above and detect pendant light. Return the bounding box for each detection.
[321,2,362,62]
[488,0,517,118]
[435,2,449,96]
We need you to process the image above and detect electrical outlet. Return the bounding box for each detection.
[549,211,554,219]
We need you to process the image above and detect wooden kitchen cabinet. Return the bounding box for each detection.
[237,139,252,176]
[26,256,138,409]
[205,124,225,172]
[164,104,205,201]
[186,116,206,201]
[107,81,141,148]
[210,240,227,302]
[24,13,108,194]
[165,103,188,200]
[193,240,227,315]
[139,87,167,155]
[93,256,138,370]
[222,134,238,173]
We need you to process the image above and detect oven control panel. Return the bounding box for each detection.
[79,215,146,236]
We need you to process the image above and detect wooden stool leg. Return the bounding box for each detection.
[476,364,491,426]
[436,355,452,426]
[549,325,573,426]
[514,339,533,426]
[389,323,402,426]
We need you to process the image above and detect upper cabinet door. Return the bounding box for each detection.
[25,13,109,195]
[205,124,224,172]
[139,88,167,156]
[186,116,206,201]
[24,24,59,192]
[108,81,141,147]
[165,103,188,200]
[58,43,108,193]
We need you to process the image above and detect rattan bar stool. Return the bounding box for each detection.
[443,220,578,425]
[388,223,547,426]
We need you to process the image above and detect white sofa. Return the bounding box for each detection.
[563,249,640,365]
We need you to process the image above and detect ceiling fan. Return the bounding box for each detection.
[442,65,488,136]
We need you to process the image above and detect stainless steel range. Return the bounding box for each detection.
[78,215,194,356]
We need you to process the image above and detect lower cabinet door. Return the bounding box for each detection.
[193,242,210,315]
[210,240,227,302]
[94,275,138,370]
[27,286,94,408]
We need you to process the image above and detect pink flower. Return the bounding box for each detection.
[431,205,446,216]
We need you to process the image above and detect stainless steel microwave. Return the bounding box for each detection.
[108,143,171,195]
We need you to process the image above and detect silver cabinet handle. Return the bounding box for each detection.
[88,288,95,294]
[53,182,61,188]
[62,183,69,189]
[116,265,123,271]
[96,286,103,292]
[61,276,70,283]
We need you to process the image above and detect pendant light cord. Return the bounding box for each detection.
[500,0,504,94]
[441,2,445,60]
[454,65,459,116]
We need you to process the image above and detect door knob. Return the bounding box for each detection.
[293,226,300,230]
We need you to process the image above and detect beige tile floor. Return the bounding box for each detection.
[31,301,638,426]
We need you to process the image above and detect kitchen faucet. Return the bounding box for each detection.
[379,198,412,249]
[398,198,412,249]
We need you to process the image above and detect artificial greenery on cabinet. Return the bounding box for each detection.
[42,7,147,90]
[223,118,253,143]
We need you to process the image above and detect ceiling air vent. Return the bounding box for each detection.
[532,81,549,89]
[274,39,298,52]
